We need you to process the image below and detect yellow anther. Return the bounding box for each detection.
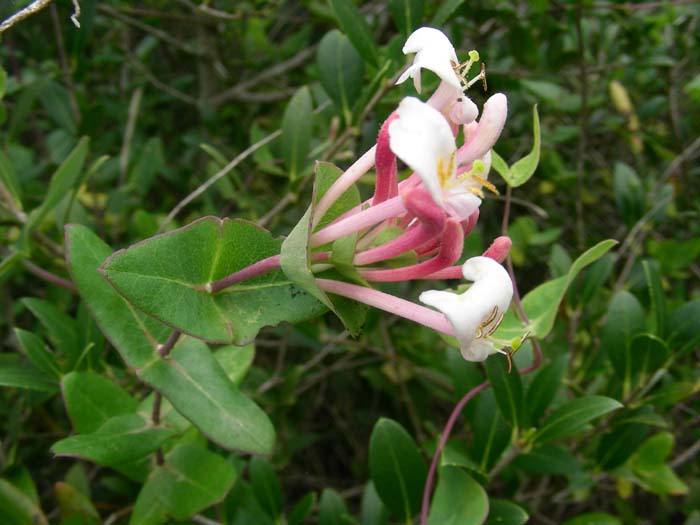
[468,187,485,198]
[472,175,499,195]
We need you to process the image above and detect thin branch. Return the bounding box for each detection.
[159,130,281,231]
[125,54,198,105]
[670,436,700,469]
[22,260,77,293]
[209,47,316,106]
[0,0,52,34]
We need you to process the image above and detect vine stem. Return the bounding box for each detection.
[152,330,181,465]
[420,184,543,524]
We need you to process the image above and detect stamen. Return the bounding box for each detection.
[468,187,485,198]
[471,175,499,195]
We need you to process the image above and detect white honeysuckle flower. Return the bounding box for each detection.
[389,97,497,220]
[419,256,513,361]
[396,27,462,94]
[449,96,479,125]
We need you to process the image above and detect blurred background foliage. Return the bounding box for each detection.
[0,0,699,524]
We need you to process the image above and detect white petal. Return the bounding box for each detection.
[389,97,456,206]
[456,93,508,165]
[419,256,513,362]
[461,339,496,362]
[397,27,462,94]
[444,191,481,220]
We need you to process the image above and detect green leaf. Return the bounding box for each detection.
[431,0,465,25]
[360,482,388,525]
[520,80,580,112]
[0,150,22,211]
[613,163,644,227]
[14,328,60,379]
[39,80,77,134]
[533,396,623,445]
[132,444,237,522]
[630,333,669,379]
[281,86,313,181]
[55,482,100,525]
[389,0,424,38]
[513,445,580,476]
[485,499,529,525]
[214,344,255,385]
[128,137,165,195]
[495,240,617,341]
[485,357,524,429]
[369,418,426,521]
[0,67,6,98]
[526,356,567,423]
[25,137,89,233]
[280,163,365,334]
[66,226,275,455]
[596,409,651,470]
[0,478,48,525]
[428,466,488,525]
[600,291,646,388]
[249,457,283,518]
[289,492,317,525]
[328,0,379,66]
[21,298,80,368]
[642,260,666,336]
[65,225,167,370]
[667,299,700,352]
[470,391,511,472]
[61,371,139,434]
[319,489,351,525]
[563,513,621,525]
[317,30,365,123]
[52,413,175,466]
[141,337,275,455]
[495,106,540,188]
[0,361,58,393]
[628,433,688,496]
[101,217,325,344]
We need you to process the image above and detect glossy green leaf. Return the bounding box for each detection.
[55,482,100,525]
[360,482,389,525]
[485,499,529,525]
[141,337,275,455]
[563,513,621,525]
[428,466,488,525]
[526,355,567,423]
[369,418,426,521]
[319,489,351,525]
[52,413,175,466]
[67,226,275,454]
[317,30,365,122]
[600,291,645,387]
[14,328,60,379]
[533,396,622,445]
[495,106,540,188]
[61,371,138,434]
[101,217,325,344]
[495,240,617,341]
[25,137,89,232]
[667,299,700,352]
[575,253,615,308]
[513,445,580,476]
[133,444,237,522]
[596,409,651,471]
[389,0,424,38]
[470,391,511,472]
[630,333,669,379]
[328,0,379,66]
[0,478,48,525]
[250,457,283,518]
[281,86,313,180]
[485,357,524,429]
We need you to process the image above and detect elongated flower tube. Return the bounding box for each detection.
[372,113,399,206]
[396,27,461,95]
[456,93,508,166]
[419,256,513,361]
[390,97,497,220]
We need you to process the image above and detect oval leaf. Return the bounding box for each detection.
[533,395,623,445]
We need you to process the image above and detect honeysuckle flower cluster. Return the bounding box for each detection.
[217,27,515,362]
